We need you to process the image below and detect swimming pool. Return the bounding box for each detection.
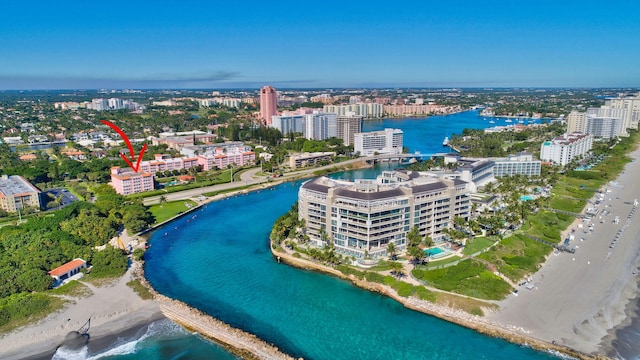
[520,195,534,201]
[424,246,445,257]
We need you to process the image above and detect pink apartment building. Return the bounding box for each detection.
[197,147,256,171]
[139,154,199,174]
[110,167,155,195]
[259,85,278,125]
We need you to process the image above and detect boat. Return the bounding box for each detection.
[505,119,512,123]
[489,120,495,124]
[442,136,449,146]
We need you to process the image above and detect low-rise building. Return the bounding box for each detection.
[110,167,155,195]
[0,175,42,213]
[289,152,336,169]
[139,154,199,174]
[48,258,87,283]
[298,170,471,259]
[196,147,255,171]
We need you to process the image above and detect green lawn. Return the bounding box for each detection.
[477,234,553,282]
[462,237,496,256]
[149,200,197,224]
[424,255,463,270]
[413,260,512,300]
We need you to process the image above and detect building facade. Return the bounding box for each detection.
[605,93,640,130]
[540,132,593,166]
[336,114,363,146]
[270,114,305,135]
[298,170,471,259]
[259,85,278,125]
[139,154,199,174]
[567,110,587,134]
[323,103,384,118]
[305,112,337,140]
[110,167,155,195]
[196,147,256,171]
[492,152,542,177]
[585,107,626,138]
[354,129,403,156]
[289,152,336,169]
[0,175,42,213]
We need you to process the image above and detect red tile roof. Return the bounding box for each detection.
[48,259,86,277]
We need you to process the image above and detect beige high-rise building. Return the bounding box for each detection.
[567,110,587,134]
[605,93,640,130]
[336,114,363,146]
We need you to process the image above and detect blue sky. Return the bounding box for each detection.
[1,0,639,89]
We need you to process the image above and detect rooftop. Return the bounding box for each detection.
[0,175,40,197]
[48,258,86,277]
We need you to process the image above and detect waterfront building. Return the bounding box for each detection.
[567,110,587,134]
[323,103,384,118]
[196,147,256,171]
[180,142,249,157]
[336,114,363,146]
[298,170,471,258]
[0,175,42,213]
[110,167,155,195]
[585,106,627,138]
[139,154,199,174]
[289,152,336,169]
[605,92,640,130]
[540,132,593,166]
[383,104,462,117]
[354,129,403,156]
[492,152,541,177]
[260,85,278,125]
[305,112,337,140]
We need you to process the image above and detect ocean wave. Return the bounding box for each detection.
[51,319,187,360]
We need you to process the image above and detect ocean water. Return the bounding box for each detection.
[85,111,564,359]
[51,318,238,360]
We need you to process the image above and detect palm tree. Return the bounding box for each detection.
[386,242,397,260]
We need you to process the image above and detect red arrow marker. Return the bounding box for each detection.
[100,120,147,173]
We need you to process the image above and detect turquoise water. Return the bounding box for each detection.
[424,247,445,256]
[521,195,534,201]
[143,182,557,360]
[97,111,559,359]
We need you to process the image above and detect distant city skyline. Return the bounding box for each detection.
[2,0,640,90]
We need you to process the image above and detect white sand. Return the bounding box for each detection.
[489,146,640,355]
[0,261,162,360]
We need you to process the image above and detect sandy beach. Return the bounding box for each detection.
[0,260,163,360]
[488,146,640,355]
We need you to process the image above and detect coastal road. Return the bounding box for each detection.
[488,147,640,355]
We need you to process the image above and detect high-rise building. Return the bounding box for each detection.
[108,98,124,110]
[585,106,626,138]
[605,93,640,130]
[305,112,337,140]
[271,115,306,135]
[566,110,587,134]
[336,114,363,146]
[540,132,593,166]
[323,103,384,118]
[259,85,278,125]
[354,129,403,156]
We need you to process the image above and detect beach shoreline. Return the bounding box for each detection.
[2,149,636,359]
